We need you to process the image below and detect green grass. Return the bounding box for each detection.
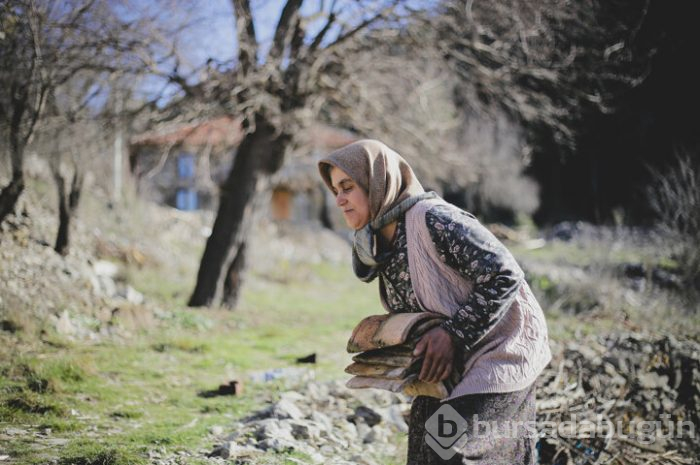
[0,259,386,464]
[57,441,146,465]
[511,235,700,340]
[510,236,675,270]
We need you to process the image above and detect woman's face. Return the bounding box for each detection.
[330,166,370,230]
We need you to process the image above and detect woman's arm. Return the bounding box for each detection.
[426,204,524,350]
[414,204,524,384]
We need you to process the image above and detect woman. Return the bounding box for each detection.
[318,139,551,465]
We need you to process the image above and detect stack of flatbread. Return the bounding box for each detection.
[344,312,462,399]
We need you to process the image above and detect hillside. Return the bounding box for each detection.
[1,168,699,465]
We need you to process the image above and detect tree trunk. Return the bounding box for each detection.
[318,185,334,230]
[222,241,247,309]
[188,116,289,307]
[53,165,84,256]
[0,173,25,224]
[0,143,26,224]
[55,193,70,255]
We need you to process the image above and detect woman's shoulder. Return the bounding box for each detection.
[424,200,477,226]
[422,200,501,249]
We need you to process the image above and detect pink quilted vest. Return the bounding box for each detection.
[379,198,552,401]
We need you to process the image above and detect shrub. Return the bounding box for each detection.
[647,152,700,294]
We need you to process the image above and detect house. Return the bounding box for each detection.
[129,115,244,211]
[129,117,356,225]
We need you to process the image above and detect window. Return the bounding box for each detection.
[176,188,198,211]
[177,153,195,179]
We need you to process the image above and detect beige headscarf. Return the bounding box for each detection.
[318,139,436,282]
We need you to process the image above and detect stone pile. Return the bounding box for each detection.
[209,380,412,465]
[210,333,699,465]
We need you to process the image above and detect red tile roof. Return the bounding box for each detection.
[130,116,244,150]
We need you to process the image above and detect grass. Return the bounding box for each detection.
[510,232,679,271]
[56,443,146,465]
[509,234,700,340]
[0,258,387,464]
[14,236,692,463]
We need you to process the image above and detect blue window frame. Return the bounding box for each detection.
[177,153,195,179]
[176,188,198,211]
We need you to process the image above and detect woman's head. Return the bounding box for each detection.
[328,166,371,230]
[318,139,424,229]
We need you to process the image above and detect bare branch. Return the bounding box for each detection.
[327,3,396,50]
[268,0,304,63]
[308,0,338,52]
[289,15,304,61]
[231,0,257,75]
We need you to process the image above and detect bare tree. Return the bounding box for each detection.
[182,0,416,307]
[321,31,539,218]
[431,0,655,149]
[0,0,163,221]
[51,158,84,255]
[37,81,107,256]
[0,1,50,222]
[0,0,195,225]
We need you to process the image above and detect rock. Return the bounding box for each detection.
[355,421,371,441]
[368,389,398,407]
[383,405,410,433]
[279,391,306,403]
[289,421,315,440]
[320,444,335,455]
[209,425,224,435]
[295,353,317,364]
[272,399,304,420]
[54,310,76,336]
[3,428,28,436]
[335,418,358,439]
[307,382,330,401]
[42,438,69,446]
[123,285,144,304]
[257,437,297,453]
[328,380,354,399]
[307,452,326,464]
[91,274,117,298]
[255,419,295,443]
[215,379,446,463]
[638,372,669,390]
[347,406,382,427]
[603,355,628,374]
[207,441,259,459]
[93,260,119,278]
[363,427,376,444]
[310,410,333,432]
[662,397,676,412]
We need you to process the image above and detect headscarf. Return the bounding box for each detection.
[318,139,436,282]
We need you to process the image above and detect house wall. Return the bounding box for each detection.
[131,144,234,211]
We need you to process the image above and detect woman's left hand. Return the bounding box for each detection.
[413,327,455,384]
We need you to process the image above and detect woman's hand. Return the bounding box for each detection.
[413,327,455,384]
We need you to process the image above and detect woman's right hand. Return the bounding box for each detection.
[413,327,455,384]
